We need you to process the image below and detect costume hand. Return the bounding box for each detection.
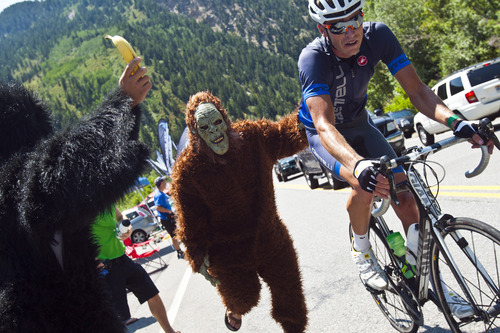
[119,57,152,108]
[454,120,494,154]
[198,254,220,287]
[353,159,380,194]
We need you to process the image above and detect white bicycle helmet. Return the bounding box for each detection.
[308,0,365,23]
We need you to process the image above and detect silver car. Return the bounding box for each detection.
[122,205,161,243]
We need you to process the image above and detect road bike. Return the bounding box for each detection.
[351,118,500,332]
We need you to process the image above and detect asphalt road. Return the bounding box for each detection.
[125,123,500,333]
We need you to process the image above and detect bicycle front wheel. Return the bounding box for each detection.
[365,218,421,333]
[431,217,500,332]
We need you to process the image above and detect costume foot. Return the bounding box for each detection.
[124,317,139,325]
[224,308,242,331]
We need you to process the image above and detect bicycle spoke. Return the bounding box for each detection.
[363,218,420,333]
[432,218,500,332]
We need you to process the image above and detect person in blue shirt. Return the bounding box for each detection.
[299,0,492,317]
[154,176,184,259]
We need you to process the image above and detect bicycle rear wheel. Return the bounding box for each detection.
[431,217,500,332]
[351,217,421,333]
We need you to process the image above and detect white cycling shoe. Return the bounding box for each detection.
[352,245,388,290]
[444,291,474,319]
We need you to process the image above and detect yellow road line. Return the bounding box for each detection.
[275,183,500,198]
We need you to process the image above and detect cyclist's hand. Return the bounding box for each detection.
[353,159,380,194]
[454,120,494,154]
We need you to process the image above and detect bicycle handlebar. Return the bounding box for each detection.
[374,118,499,215]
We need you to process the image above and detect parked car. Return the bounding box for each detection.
[294,110,405,190]
[273,155,301,182]
[122,206,161,243]
[138,198,157,217]
[370,109,406,156]
[414,57,500,145]
[387,109,416,138]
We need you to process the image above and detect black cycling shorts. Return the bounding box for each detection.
[306,109,401,180]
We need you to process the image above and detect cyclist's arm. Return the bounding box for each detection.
[395,65,493,152]
[395,65,453,125]
[307,95,360,175]
[306,95,390,197]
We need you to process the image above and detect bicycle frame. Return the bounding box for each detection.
[377,135,498,315]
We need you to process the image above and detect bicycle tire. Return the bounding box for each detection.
[350,218,421,333]
[431,217,500,332]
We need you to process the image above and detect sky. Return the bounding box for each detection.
[0,0,34,14]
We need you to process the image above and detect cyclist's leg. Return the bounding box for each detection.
[391,173,419,234]
[306,122,387,290]
[305,126,373,237]
[362,115,419,234]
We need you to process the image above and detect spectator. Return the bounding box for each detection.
[92,206,180,333]
[154,176,185,259]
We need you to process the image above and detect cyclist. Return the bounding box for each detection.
[298,0,494,317]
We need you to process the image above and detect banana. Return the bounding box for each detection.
[105,34,141,74]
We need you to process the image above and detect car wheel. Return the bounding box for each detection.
[303,169,319,189]
[417,124,435,146]
[131,230,148,244]
[322,167,335,187]
[277,173,283,182]
[283,174,288,182]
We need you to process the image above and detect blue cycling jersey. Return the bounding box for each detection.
[298,22,410,128]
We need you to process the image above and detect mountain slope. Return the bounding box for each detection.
[0,0,316,146]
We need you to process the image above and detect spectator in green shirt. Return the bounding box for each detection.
[92,206,180,333]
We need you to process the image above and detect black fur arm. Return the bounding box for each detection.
[19,88,150,234]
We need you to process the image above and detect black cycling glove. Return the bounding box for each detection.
[353,159,379,193]
[453,120,478,139]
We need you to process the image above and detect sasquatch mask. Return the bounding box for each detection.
[185,91,241,162]
[194,103,229,155]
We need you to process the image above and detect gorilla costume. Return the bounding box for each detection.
[0,81,149,332]
[170,91,309,332]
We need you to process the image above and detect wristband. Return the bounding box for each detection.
[447,114,460,129]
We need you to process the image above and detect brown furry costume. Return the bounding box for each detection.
[170,91,309,332]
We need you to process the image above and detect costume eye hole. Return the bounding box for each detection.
[200,125,208,130]
[214,119,222,125]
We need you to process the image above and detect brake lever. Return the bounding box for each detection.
[478,118,500,150]
[379,155,400,206]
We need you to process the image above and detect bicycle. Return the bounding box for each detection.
[350,118,500,332]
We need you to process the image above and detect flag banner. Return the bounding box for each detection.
[155,150,167,170]
[147,158,167,176]
[158,119,175,175]
[176,126,190,158]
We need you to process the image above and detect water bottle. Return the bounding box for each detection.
[387,232,414,279]
[116,219,131,239]
[406,223,419,266]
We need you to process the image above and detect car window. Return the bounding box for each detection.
[436,83,447,100]
[449,77,464,96]
[126,212,139,220]
[467,62,500,87]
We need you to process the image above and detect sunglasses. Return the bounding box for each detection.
[323,11,364,35]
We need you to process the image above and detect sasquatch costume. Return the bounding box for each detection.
[0,82,149,332]
[170,91,309,332]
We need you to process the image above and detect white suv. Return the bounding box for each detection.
[414,57,500,145]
